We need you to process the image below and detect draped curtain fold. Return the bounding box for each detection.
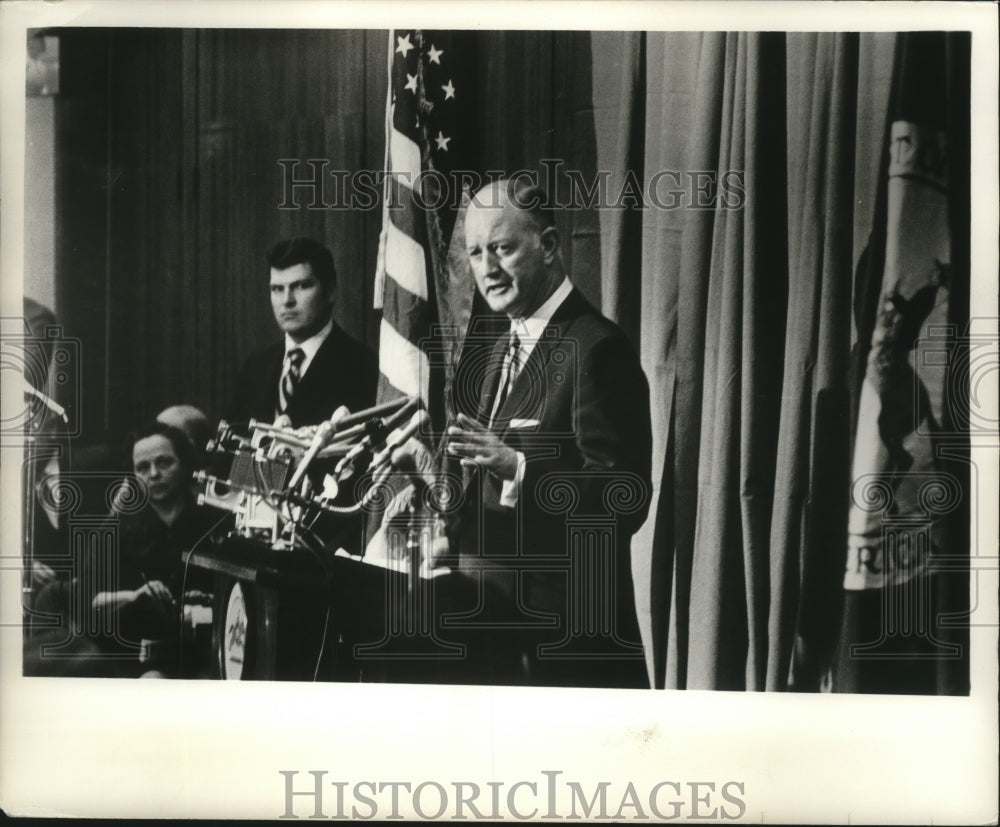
[630,31,893,691]
[768,34,858,691]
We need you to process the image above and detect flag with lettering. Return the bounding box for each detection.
[834,32,970,694]
[374,29,480,425]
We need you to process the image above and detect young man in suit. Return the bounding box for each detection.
[228,237,377,428]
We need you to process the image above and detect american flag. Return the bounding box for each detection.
[374,30,479,425]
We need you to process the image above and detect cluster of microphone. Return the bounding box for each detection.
[284,396,429,495]
[194,396,431,547]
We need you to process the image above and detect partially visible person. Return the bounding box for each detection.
[84,422,223,677]
[22,296,56,389]
[26,30,58,96]
[110,404,213,516]
[156,404,211,468]
[228,237,378,428]
[21,297,64,602]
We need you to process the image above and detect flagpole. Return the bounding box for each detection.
[373,29,395,311]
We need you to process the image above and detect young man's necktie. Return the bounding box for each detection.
[278,347,305,414]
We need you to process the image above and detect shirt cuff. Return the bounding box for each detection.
[500,451,526,509]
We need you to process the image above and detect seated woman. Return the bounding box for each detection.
[87,421,221,677]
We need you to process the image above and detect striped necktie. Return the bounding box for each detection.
[278,347,305,414]
[489,331,521,427]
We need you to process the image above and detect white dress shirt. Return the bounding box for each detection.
[283,317,333,379]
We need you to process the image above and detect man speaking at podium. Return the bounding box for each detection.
[388,179,653,688]
[228,237,377,428]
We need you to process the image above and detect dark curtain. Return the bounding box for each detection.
[55,28,389,441]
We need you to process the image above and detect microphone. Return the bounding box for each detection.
[366,410,432,489]
[329,396,413,433]
[248,416,295,434]
[360,411,430,511]
[334,397,421,480]
[286,407,350,491]
[252,399,408,445]
[17,373,69,424]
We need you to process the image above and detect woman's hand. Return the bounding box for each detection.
[135,579,176,610]
[92,582,172,613]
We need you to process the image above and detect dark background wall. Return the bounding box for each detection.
[54,29,386,442]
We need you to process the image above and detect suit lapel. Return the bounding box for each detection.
[296,325,338,396]
[493,288,585,430]
[261,344,284,419]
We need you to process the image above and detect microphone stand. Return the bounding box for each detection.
[405,477,428,593]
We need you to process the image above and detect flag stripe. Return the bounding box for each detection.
[378,317,429,400]
[384,221,428,301]
[389,129,422,181]
[384,174,425,251]
[382,270,430,329]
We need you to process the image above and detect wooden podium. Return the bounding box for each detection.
[188,537,473,682]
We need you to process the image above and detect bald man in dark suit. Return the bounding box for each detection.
[380,180,652,688]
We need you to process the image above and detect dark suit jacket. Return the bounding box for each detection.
[228,323,378,428]
[446,287,653,687]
